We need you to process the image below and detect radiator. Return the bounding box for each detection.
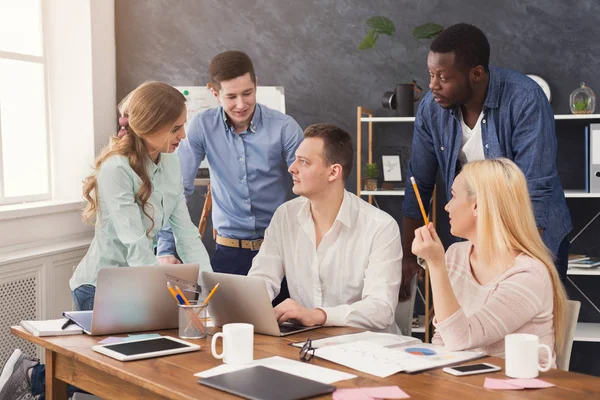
[0,245,88,366]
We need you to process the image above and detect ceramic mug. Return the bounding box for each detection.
[211,323,254,365]
[505,333,553,378]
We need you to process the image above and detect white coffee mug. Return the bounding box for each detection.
[505,333,553,378]
[211,323,254,365]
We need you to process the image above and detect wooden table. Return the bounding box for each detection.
[11,326,600,399]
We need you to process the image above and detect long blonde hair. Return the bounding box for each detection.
[82,81,186,234]
[461,158,567,352]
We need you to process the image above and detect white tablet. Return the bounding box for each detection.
[92,336,200,361]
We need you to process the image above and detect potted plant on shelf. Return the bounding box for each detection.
[363,163,379,191]
[359,17,443,117]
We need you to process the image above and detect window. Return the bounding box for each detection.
[0,1,50,205]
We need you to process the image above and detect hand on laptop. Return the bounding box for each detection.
[157,255,182,265]
[274,299,326,326]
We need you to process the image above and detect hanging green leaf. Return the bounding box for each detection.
[359,29,380,50]
[366,16,395,36]
[413,23,444,40]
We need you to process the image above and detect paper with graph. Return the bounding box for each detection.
[314,341,484,377]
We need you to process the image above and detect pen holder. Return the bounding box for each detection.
[178,300,208,339]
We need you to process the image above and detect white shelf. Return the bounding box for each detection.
[359,189,599,198]
[564,190,600,198]
[574,322,600,342]
[412,326,425,333]
[567,267,600,276]
[361,117,415,122]
[360,114,600,123]
[360,190,405,196]
[555,114,600,120]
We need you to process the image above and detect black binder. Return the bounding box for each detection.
[198,365,337,400]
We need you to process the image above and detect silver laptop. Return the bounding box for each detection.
[64,264,199,335]
[200,271,320,337]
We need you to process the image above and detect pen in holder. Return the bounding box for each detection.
[178,300,208,339]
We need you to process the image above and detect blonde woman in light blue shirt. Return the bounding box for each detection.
[70,81,211,311]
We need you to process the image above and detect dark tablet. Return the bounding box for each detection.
[198,365,336,400]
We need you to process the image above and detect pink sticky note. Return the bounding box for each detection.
[333,386,410,400]
[332,389,374,400]
[362,386,410,399]
[508,378,556,389]
[484,378,524,390]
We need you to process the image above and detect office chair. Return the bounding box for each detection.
[556,300,581,371]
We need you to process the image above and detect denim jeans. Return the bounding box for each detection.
[30,364,82,400]
[71,284,96,311]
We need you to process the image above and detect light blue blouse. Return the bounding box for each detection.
[70,153,211,290]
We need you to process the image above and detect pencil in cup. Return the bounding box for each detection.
[178,301,208,337]
[410,176,429,225]
[167,282,206,334]
[184,283,220,331]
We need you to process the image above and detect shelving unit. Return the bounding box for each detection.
[360,113,600,123]
[564,191,600,198]
[568,268,600,276]
[574,322,600,342]
[360,189,597,198]
[357,106,600,343]
[356,106,436,342]
[361,190,405,196]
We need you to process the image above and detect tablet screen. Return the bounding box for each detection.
[102,337,189,356]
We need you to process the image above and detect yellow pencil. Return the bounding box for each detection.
[203,283,220,305]
[410,176,429,225]
[166,282,182,304]
[174,285,190,305]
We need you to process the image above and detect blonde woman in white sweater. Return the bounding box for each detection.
[412,158,567,366]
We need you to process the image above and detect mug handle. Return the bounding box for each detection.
[211,332,225,359]
[537,343,553,372]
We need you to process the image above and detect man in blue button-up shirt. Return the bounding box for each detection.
[157,51,303,298]
[399,24,572,302]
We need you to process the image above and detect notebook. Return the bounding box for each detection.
[569,257,600,268]
[198,365,336,400]
[20,318,83,337]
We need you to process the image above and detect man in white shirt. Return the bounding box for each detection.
[248,123,402,332]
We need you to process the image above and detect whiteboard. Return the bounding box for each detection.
[175,86,286,168]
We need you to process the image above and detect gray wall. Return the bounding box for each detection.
[115,0,600,256]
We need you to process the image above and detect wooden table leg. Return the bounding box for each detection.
[45,348,68,400]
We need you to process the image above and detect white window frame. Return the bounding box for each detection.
[0,1,52,205]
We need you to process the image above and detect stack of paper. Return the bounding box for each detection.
[315,341,484,377]
[568,256,600,269]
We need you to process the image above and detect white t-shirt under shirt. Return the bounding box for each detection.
[457,109,485,167]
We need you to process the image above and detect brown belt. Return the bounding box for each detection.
[216,235,263,251]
